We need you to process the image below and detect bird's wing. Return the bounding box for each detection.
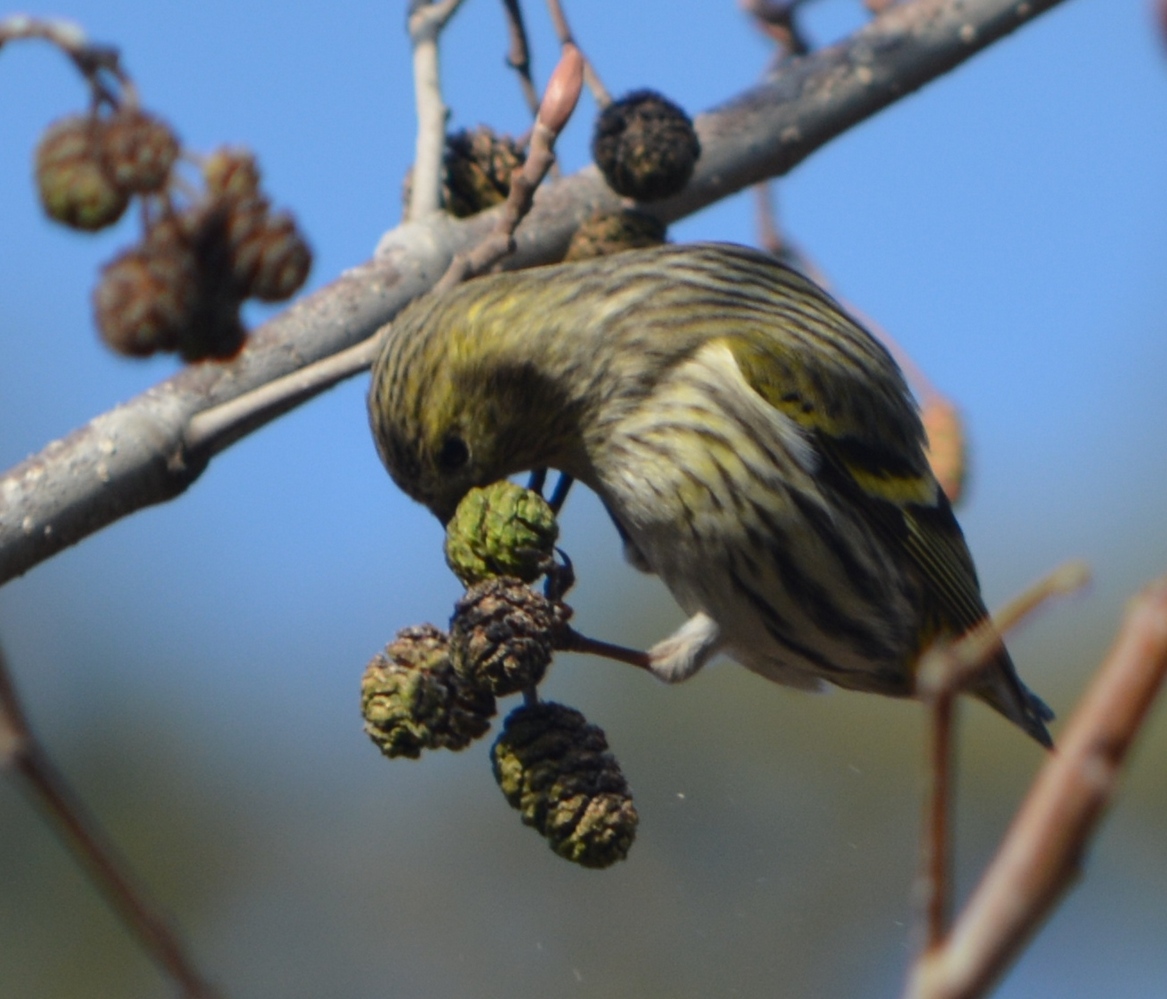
[721,320,990,644]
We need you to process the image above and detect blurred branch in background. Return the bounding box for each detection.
[913,563,1090,951]
[0,643,220,999]
[905,572,1167,999]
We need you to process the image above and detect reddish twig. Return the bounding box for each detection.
[917,562,1090,704]
[906,575,1167,999]
[741,0,814,58]
[544,0,610,106]
[500,0,541,117]
[434,42,583,293]
[912,561,1089,957]
[0,644,221,999]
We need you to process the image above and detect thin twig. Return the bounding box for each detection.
[434,42,583,292]
[0,644,220,998]
[184,334,382,456]
[0,14,137,108]
[753,181,783,257]
[905,575,1167,999]
[406,0,468,220]
[500,0,541,117]
[741,0,814,58]
[558,629,651,671]
[912,561,1089,952]
[917,561,1091,704]
[917,684,956,950]
[544,0,610,106]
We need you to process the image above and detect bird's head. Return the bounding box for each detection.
[367,283,589,523]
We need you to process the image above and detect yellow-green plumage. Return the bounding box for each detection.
[368,242,1053,746]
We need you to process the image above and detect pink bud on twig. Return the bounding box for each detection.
[538,43,583,136]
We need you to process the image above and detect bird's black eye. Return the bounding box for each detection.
[436,433,470,472]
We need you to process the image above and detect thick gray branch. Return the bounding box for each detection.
[0,0,1066,586]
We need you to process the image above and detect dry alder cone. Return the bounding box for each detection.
[491,702,638,868]
[93,224,199,357]
[200,149,312,304]
[35,114,130,230]
[361,624,496,759]
[100,107,180,194]
[591,90,700,202]
[441,126,525,217]
[93,147,311,361]
[564,208,667,261]
[444,482,558,587]
[450,578,567,697]
[222,199,313,303]
[100,206,247,361]
[203,147,262,199]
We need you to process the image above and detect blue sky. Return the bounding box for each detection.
[1,2,1166,997]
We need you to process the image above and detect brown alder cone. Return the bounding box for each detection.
[564,209,667,260]
[592,90,700,201]
[491,701,638,868]
[100,108,180,194]
[35,115,129,231]
[93,240,196,356]
[361,624,496,758]
[450,578,567,697]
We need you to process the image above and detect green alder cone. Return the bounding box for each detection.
[444,482,558,587]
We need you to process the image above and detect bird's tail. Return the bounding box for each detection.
[971,649,1055,748]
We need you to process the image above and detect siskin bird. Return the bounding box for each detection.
[368,242,1053,746]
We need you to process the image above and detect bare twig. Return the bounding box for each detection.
[558,629,651,671]
[917,561,1091,704]
[434,43,583,292]
[184,335,382,456]
[742,0,814,58]
[905,575,1167,999]
[545,0,610,106]
[0,14,138,108]
[0,644,220,998]
[0,0,1075,589]
[406,0,468,220]
[917,680,957,950]
[500,0,541,117]
[912,561,1089,953]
